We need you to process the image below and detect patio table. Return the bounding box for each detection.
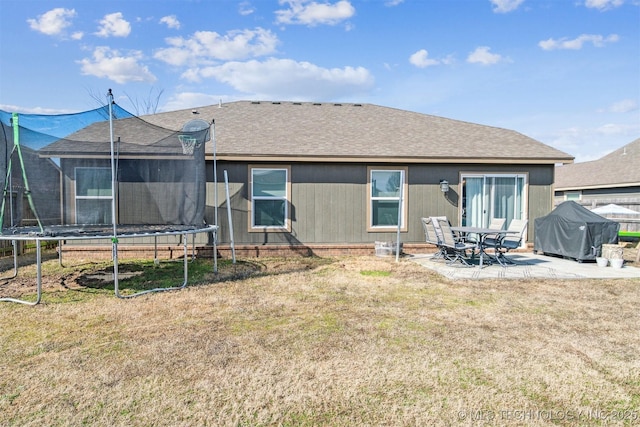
[451,226,518,268]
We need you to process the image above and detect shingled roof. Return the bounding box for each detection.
[43,101,573,164]
[555,138,640,190]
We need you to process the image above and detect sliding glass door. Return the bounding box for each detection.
[462,174,526,230]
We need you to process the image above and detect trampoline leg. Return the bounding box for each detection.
[114,233,189,299]
[154,236,159,265]
[0,240,42,305]
[35,243,42,304]
[183,233,188,286]
[0,240,19,280]
[58,241,63,267]
[10,240,18,279]
[113,240,122,299]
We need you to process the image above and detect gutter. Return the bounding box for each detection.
[207,154,574,165]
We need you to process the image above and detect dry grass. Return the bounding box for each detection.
[1,253,639,426]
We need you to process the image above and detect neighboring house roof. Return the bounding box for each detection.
[555,138,640,191]
[41,101,573,164]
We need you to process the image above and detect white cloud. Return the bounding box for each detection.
[27,8,76,36]
[598,122,640,139]
[608,99,638,113]
[95,12,131,38]
[545,121,640,162]
[385,0,404,6]
[0,103,75,115]
[181,57,374,100]
[239,2,256,15]
[78,46,156,84]
[466,46,503,65]
[490,0,525,13]
[275,0,355,26]
[584,0,624,10]
[71,31,84,40]
[159,15,181,29]
[154,28,279,66]
[538,34,619,50]
[597,123,626,134]
[409,49,440,68]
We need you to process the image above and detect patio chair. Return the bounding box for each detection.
[421,217,446,259]
[433,217,476,266]
[429,215,466,242]
[484,218,528,266]
[489,217,506,231]
[428,216,447,241]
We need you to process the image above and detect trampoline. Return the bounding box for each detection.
[0,90,218,305]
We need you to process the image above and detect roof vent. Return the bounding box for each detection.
[251,101,260,104]
[334,103,342,106]
[313,103,322,106]
[272,101,281,105]
[293,102,302,105]
[353,103,363,107]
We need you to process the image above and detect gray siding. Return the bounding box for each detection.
[210,162,555,246]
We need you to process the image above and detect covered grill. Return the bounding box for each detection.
[534,201,619,262]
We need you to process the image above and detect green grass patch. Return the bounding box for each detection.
[360,270,391,277]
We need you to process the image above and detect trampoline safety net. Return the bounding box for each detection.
[0,99,210,237]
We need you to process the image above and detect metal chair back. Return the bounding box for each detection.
[502,219,528,248]
[488,218,506,230]
[421,217,438,245]
[436,218,458,247]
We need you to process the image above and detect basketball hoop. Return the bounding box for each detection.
[178,135,198,155]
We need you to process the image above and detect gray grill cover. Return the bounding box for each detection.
[534,201,619,261]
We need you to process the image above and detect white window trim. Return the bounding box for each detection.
[248,165,291,232]
[367,166,408,232]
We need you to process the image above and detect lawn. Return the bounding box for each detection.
[1,254,639,426]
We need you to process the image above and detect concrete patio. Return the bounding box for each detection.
[409,252,640,280]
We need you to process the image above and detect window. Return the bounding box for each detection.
[368,167,407,230]
[565,191,581,201]
[75,167,112,224]
[250,166,290,231]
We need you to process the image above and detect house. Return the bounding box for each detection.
[38,101,573,256]
[555,138,640,233]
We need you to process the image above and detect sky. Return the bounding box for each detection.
[0,0,638,163]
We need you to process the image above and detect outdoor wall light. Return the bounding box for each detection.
[439,180,449,193]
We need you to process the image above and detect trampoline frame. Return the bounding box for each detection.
[0,224,217,305]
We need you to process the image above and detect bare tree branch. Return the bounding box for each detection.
[86,87,164,116]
